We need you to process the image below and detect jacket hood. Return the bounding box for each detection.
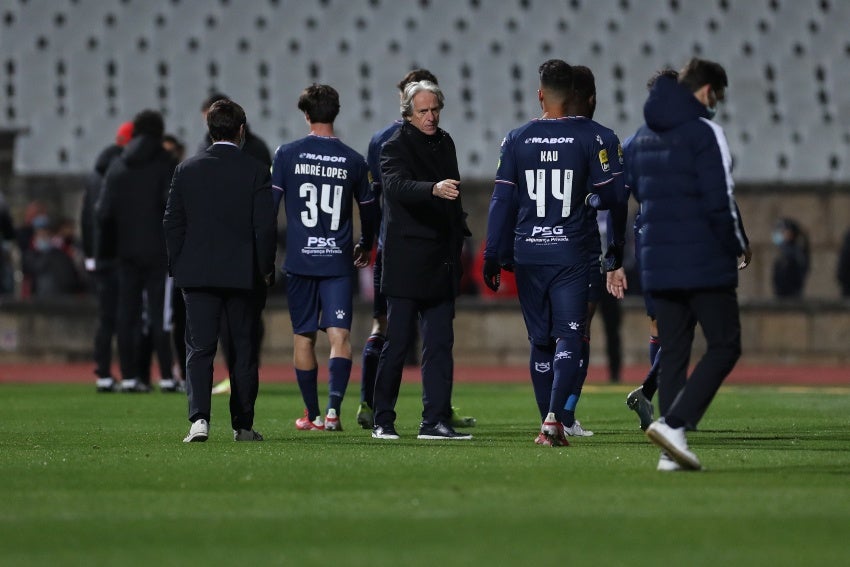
[122,135,164,167]
[643,75,709,132]
[94,144,123,175]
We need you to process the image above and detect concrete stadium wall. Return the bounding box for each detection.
[2,296,850,367]
[2,170,850,367]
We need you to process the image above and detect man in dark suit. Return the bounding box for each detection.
[371,80,472,441]
[164,99,277,443]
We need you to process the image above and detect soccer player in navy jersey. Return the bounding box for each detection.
[271,84,377,432]
[356,69,475,431]
[558,65,627,438]
[483,59,623,446]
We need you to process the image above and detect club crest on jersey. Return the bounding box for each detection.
[534,362,551,373]
[598,149,610,172]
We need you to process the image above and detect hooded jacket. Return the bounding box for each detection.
[81,144,123,264]
[96,135,176,265]
[625,75,748,292]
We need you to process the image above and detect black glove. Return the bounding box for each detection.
[483,257,501,292]
[600,242,624,272]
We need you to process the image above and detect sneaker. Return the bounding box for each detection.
[657,451,682,472]
[356,402,374,430]
[540,412,569,447]
[159,378,185,393]
[325,408,342,431]
[121,379,151,393]
[372,424,400,440]
[626,387,655,431]
[417,422,473,440]
[295,409,325,431]
[564,419,594,437]
[233,429,263,441]
[646,419,701,471]
[212,378,231,395]
[183,418,209,442]
[449,406,477,428]
[96,377,118,392]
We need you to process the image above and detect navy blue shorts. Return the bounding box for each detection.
[515,263,589,344]
[286,273,354,334]
[587,252,604,304]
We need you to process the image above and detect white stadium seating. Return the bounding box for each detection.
[0,0,847,182]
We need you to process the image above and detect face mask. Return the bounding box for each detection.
[772,231,784,246]
[34,237,51,252]
[706,105,717,119]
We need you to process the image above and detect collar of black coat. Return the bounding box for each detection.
[401,120,448,149]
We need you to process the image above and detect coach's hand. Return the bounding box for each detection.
[433,179,460,200]
[483,257,501,292]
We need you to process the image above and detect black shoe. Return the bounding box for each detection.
[372,424,400,440]
[121,379,151,393]
[159,378,185,393]
[417,421,473,440]
[95,377,118,392]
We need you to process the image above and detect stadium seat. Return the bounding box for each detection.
[2,0,846,182]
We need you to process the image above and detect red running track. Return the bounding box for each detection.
[0,362,846,386]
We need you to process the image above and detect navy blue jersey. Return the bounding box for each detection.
[573,116,625,257]
[366,120,402,249]
[488,117,616,266]
[272,135,375,277]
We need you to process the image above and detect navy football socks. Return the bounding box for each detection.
[529,342,555,420]
[563,335,591,426]
[295,367,320,420]
[328,357,352,414]
[549,336,582,423]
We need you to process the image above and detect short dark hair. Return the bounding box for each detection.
[297,84,340,124]
[397,69,438,92]
[538,59,574,102]
[647,68,679,90]
[206,99,246,142]
[201,92,228,113]
[571,65,596,100]
[132,109,165,140]
[678,58,727,93]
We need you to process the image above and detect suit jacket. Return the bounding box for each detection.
[163,143,277,290]
[96,135,175,266]
[379,121,468,300]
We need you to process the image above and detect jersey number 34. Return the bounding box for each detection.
[300,182,343,230]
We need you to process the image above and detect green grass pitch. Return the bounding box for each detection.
[1,381,848,566]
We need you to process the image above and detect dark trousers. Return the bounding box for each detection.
[652,287,741,427]
[116,260,173,382]
[373,296,455,428]
[171,284,187,377]
[183,287,262,431]
[92,267,119,378]
[598,290,623,383]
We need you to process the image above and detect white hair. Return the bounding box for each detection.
[400,80,444,117]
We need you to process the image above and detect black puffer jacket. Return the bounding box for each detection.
[96,135,176,265]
